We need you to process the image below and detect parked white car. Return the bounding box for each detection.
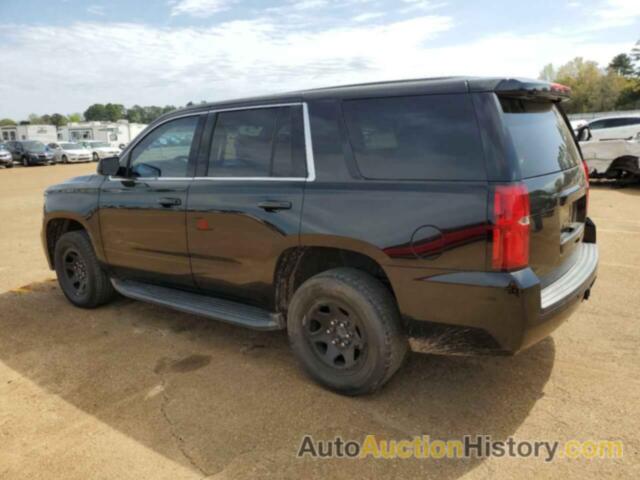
[48,142,92,163]
[579,130,640,179]
[78,141,121,161]
[587,115,640,141]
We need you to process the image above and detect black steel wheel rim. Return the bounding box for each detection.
[304,300,367,370]
[63,248,88,297]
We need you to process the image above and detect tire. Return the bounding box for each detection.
[92,152,99,162]
[54,230,115,308]
[62,155,68,164]
[287,268,408,395]
[5,163,13,169]
[22,156,29,167]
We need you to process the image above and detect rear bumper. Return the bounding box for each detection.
[390,236,598,356]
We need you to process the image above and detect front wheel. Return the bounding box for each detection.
[62,155,68,164]
[92,152,99,162]
[54,231,116,308]
[287,268,408,395]
[22,156,29,167]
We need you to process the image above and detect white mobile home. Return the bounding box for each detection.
[57,120,147,148]
[1,124,57,143]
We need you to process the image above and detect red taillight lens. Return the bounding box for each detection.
[492,184,530,271]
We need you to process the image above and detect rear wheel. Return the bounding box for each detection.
[5,162,13,169]
[54,231,115,308]
[92,152,99,162]
[22,156,29,167]
[287,268,407,395]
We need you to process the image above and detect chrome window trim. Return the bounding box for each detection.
[108,102,316,183]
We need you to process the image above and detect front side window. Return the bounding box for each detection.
[129,116,199,178]
[207,106,307,178]
[343,94,485,181]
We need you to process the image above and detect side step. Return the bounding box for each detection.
[111,279,284,331]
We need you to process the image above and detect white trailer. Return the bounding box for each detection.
[1,124,57,143]
[57,120,148,148]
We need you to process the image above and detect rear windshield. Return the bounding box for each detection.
[343,94,485,181]
[500,98,581,178]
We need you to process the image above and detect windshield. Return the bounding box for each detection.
[61,143,82,150]
[23,141,46,152]
[499,97,581,178]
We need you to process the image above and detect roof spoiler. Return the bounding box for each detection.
[493,79,571,102]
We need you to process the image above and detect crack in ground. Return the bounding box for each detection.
[158,379,212,478]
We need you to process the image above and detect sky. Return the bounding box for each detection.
[0,0,639,120]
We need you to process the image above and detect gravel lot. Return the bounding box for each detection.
[0,163,638,479]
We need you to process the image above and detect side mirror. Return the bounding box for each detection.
[577,126,592,142]
[97,156,121,176]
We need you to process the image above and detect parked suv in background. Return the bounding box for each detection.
[587,115,640,141]
[42,78,597,395]
[6,140,54,166]
[0,143,13,168]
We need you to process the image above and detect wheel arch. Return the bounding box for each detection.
[605,155,639,177]
[273,243,396,317]
[43,214,101,270]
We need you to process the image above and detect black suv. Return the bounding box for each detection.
[7,140,55,166]
[42,77,598,395]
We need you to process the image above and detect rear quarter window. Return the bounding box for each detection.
[499,98,581,179]
[342,94,486,181]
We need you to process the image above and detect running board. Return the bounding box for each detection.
[111,279,284,331]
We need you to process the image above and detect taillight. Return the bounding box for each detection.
[582,160,590,211]
[492,184,530,271]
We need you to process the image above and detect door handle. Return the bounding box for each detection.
[159,197,182,207]
[258,200,292,212]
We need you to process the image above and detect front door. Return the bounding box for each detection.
[187,105,309,309]
[99,114,204,288]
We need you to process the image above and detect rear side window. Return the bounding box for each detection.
[342,94,485,181]
[500,98,581,178]
[207,106,307,178]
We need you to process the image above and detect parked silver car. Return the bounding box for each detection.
[0,143,13,168]
[48,142,93,164]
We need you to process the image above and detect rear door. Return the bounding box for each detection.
[99,114,204,288]
[187,104,309,309]
[498,97,588,286]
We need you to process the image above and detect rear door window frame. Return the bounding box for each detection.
[197,102,316,182]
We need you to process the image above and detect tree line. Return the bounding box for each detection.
[0,101,207,128]
[539,40,640,114]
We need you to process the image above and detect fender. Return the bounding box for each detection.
[42,174,107,269]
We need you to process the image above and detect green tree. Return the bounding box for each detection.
[50,113,68,127]
[126,105,144,123]
[608,53,635,76]
[84,104,107,121]
[27,113,43,124]
[0,118,16,126]
[104,103,126,122]
[554,57,631,113]
[68,113,83,123]
[538,63,556,82]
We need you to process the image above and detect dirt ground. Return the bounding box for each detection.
[0,162,638,479]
